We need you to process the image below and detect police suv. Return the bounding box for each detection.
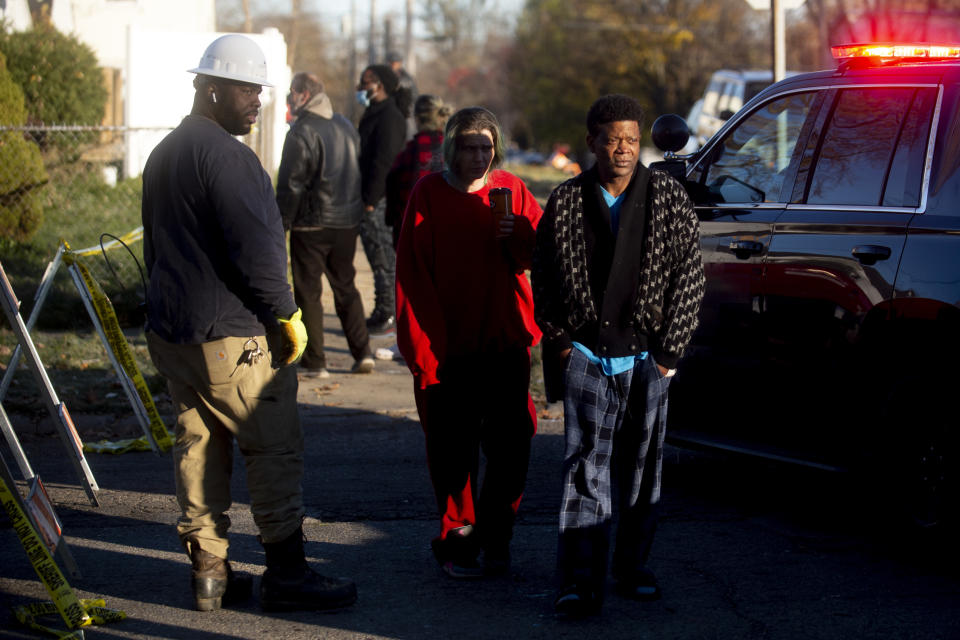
[651,43,960,529]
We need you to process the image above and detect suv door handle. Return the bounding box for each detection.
[851,244,892,266]
[728,240,764,259]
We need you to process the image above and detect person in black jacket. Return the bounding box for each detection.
[356,64,408,336]
[532,94,705,618]
[277,72,375,378]
[386,50,418,137]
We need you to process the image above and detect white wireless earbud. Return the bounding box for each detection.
[211,93,217,104]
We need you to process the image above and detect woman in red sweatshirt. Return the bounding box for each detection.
[396,107,542,579]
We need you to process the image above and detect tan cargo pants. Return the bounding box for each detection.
[146,331,304,560]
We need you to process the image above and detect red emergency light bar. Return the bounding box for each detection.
[832,43,960,60]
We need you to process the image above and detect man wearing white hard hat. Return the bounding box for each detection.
[142,34,357,613]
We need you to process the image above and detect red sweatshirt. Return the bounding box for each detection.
[396,169,543,388]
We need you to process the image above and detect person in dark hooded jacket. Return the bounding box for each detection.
[277,71,375,378]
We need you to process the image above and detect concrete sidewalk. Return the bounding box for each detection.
[297,238,419,417]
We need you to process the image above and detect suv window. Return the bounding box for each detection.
[805,87,936,207]
[694,91,816,204]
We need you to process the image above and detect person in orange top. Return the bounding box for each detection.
[396,107,542,579]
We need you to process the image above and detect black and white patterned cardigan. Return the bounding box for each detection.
[532,165,705,371]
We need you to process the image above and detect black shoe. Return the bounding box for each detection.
[440,557,484,579]
[185,538,252,612]
[260,526,357,611]
[482,547,511,577]
[431,525,483,579]
[365,309,386,327]
[367,314,395,337]
[261,565,358,611]
[555,584,601,618]
[614,567,661,601]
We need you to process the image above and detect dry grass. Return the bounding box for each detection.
[504,163,568,205]
[0,327,161,416]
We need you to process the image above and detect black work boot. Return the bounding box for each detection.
[185,538,253,612]
[260,526,357,612]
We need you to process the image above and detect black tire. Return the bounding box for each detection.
[882,377,958,532]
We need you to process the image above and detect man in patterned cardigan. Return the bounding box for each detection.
[532,94,705,617]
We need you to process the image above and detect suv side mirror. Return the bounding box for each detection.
[650,114,692,184]
[651,114,690,153]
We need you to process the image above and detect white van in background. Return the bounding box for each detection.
[685,69,799,152]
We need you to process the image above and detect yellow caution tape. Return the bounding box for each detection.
[0,476,92,632]
[62,246,173,453]
[66,227,144,258]
[12,599,127,639]
[83,436,155,455]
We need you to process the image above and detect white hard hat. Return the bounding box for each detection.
[188,34,272,87]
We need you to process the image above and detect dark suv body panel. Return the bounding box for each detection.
[664,58,960,494]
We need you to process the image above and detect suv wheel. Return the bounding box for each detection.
[884,379,958,531]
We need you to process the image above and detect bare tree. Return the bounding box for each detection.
[287,0,301,66]
[508,0,767,151]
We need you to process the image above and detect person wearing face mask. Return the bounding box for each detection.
[276,71,375,379]
[356,64,409,337]
[395,107,542,579]
[142,37,357,613]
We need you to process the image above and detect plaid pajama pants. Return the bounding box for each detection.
[557,347,671,595]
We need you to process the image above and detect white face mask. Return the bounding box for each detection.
[356,89,371,108]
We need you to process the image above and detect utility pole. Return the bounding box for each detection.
[368,0,377,65]
[288,0,302,67]
[746,0,795,81]
[384,13,394,60]
[349,0,358,121]
[405,0,415,75]
[772,0,786,81]
[242,0,252,33]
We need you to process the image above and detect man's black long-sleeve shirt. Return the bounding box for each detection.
[142,114,296,344]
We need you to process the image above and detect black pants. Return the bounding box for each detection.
[417,347,535,557]
[358,200,396,318]
[290,227,371,369]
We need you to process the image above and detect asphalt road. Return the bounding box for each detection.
[2,248,959,639]
[4,343,960,639]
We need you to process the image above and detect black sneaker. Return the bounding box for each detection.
[440,558,484,579]
[482,547,510,577]
[365,309,387,327]
[432,525,482,579]
[614,567,661,601]
[367,314,395,337]
[555,584,600,618]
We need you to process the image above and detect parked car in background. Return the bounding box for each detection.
[651,43,960,530]
[686,69,799,152]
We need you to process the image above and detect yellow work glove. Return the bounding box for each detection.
[276,308,308,365]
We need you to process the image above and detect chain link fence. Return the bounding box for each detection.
[1,125,174,330]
